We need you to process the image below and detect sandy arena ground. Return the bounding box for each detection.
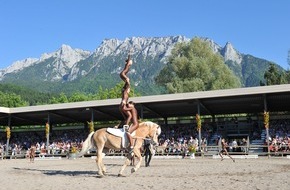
[1,156,289,190]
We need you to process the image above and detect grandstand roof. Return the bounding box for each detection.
[1,84,290,126]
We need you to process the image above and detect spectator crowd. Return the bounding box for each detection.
[1,118,290,158]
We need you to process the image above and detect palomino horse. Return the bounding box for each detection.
[78,121,161,177]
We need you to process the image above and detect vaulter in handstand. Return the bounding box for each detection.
[118,54,139,153]
[118,57,133,128]
[120,57,132,84]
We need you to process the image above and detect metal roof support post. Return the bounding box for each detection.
[139,105,144,120]
[8,115,11,127]
[164,117,168,127]
[197,103,202,157]
[88,109,95,133]
[6,115,11,157]
[211,114,216,132]
[263,94,270,158]
[91,108,94,122]
[46,114,50,152]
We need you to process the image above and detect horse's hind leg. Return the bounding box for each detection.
[101,150,109,174]
[95,151,105,177]
[101,162,107,175]
[99,153,107,175]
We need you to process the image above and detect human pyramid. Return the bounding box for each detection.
[118,51,139,153]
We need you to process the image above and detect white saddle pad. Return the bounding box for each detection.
[107,127,136,148]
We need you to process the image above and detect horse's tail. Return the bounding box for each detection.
[78,131,95,157]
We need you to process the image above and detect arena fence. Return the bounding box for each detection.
[1,144,290,160]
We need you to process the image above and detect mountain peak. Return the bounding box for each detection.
[0,58,39,79]
[0,36,274,90]
[94,38,122,58]
[221,42,242,64]
[94,36,190,60]
[40,45,91,69]
[201,37,222,54]
[59,44,73,53]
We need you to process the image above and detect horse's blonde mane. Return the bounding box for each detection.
[141,121,161,135]
[140,121,154,128]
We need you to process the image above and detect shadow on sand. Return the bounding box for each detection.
[13,163,122,178]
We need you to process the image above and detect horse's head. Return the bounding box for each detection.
[142,121,161,145]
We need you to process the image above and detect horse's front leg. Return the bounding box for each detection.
[131,150,142,173]
[118,156,131,177]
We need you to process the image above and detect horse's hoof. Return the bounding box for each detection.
[131,168,136,173]
[118,174,126,177]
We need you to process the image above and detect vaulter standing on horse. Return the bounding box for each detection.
[119,80,132,128]
[123,101,139,152]
[119,52,139,153]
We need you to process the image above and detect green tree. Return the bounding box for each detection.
[287,49,290,67]
[287,49,290,83]
[96,82,140,100]
[0,92,28,107]
[0,83,53,106]
[286,71,290,83]
[264,63,287,85]
[155,38,241,93]
[49,92,69,104]
[96,86,109,100]
[68,92,89,102]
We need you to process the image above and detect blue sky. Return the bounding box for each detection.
[0,0,289,69]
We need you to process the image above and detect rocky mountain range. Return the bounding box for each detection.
[0,36,276,95]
